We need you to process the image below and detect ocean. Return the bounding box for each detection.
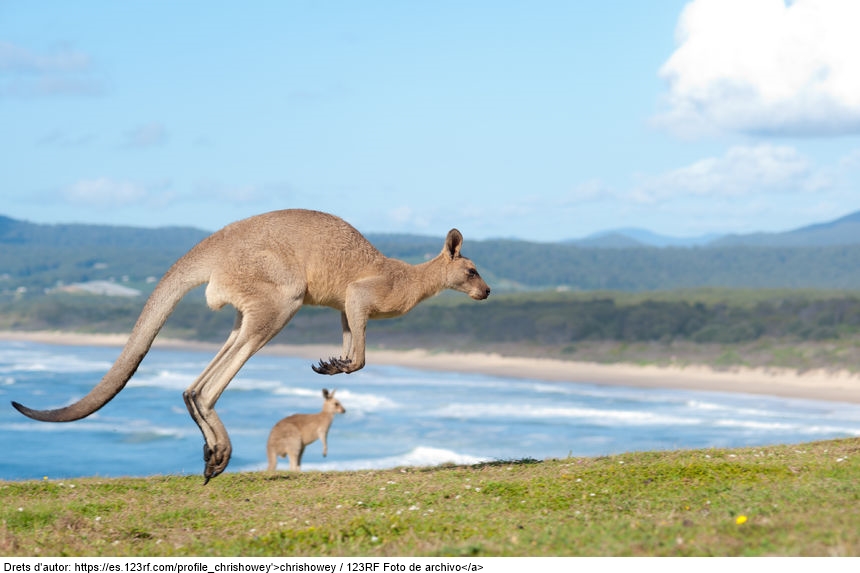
[2,339,860,481]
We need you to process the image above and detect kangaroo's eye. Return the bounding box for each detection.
[467,268,478,277]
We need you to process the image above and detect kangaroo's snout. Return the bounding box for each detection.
[471,285,491,300]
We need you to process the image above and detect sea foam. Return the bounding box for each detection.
[239,446,490,473]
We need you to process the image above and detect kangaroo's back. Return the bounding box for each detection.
[216,209,383,267]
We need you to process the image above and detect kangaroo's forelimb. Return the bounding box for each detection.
[311,357,352,375]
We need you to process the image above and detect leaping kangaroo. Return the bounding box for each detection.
[11,209,490,483]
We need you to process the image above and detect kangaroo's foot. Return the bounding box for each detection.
[202,440,232,484]
[312,357,352,375]
[183,390,233,484]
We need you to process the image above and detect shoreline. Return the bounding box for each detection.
[1,330,859,404]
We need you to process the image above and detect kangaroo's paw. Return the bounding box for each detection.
[311,357,352,375]
[202,441,232,485]
[185,390,233,485]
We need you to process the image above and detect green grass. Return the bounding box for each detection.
[2,438,859,556]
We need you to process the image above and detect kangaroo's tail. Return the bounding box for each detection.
[12,246,213,423]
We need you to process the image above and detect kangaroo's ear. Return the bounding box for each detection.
[443,229,463,259]
[322,388,330,399]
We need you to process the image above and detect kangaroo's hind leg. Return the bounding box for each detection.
[289,443,306,472]
[184,288,304,483]
[184,312,243,466]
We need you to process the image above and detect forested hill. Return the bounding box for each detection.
[3,214,860,293]
[0,215,207,248]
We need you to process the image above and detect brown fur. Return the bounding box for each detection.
[266,388,346,472]
[11,209,490,482]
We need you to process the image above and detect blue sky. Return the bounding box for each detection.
[3,0,860,242]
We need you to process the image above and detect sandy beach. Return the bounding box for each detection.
[2,330,859,404]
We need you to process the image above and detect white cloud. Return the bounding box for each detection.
[0,41,103,97]
[560,179,617,204]
[0,41,90,73]
[630,144,827,203]
[122,123,168,148]
[36,129,97,147]
[838,148,860,169]
[656,0,860,136]
[389,206,415,224]
[64,177,168,208]
[386,206,434,232]
[191,180,295,205]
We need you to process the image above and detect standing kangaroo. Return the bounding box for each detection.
[11,209,490,482]
[267,388,346,472]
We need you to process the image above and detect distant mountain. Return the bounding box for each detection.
[567,210,860,248]
[0,215,210,295]
[712,210,860,247]
[0,214,208,248]
[566,232,647,248]
[5,211,860,294]
[567,228,722,248]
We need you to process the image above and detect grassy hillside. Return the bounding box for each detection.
[2,438,858,556]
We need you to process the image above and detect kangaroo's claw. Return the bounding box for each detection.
[202,441,231,485]
[312,357,352,375]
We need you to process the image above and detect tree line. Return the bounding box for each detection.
[3,290,860,348]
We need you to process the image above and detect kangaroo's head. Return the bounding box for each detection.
[442,229,491,301]
[322,388,346,414]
